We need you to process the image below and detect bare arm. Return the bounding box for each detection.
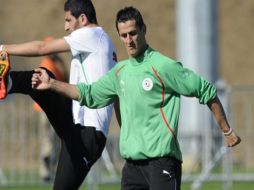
[207,96,241,147]
[2,38,70,56]
[32,68,79,100]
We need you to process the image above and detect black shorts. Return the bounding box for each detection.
[121,157,182,190]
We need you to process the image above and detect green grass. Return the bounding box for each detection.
[182,182,254,190]
[1,182,254,190]
[0,185,119,190]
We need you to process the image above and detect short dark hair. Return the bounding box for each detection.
[115,6,145,32]
[64,0,97,24]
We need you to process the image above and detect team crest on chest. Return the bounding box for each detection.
[142,78,153,91]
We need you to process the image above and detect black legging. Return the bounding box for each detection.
[9,69,106,190]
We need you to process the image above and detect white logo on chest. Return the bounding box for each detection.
[142,78,153,91]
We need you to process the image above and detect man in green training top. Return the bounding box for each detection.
[31,6,241,190]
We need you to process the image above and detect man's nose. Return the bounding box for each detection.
[64,23,69,31]
[126,34,132,43]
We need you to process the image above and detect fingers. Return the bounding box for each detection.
[0,51,8,61]
[34,68,44,73]
[31,68,51,90]
[32,68,44,89]
[32,72,41,88]
[227,136,241,147]
[232,136,241,147]
[224,130,241,147]
[32,68,47,80]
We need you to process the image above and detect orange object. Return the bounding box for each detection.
[40,57,64,81]
[34,36,65,112]
[34,57,65,112]
[0,51,10,99]
[34,55,66,112]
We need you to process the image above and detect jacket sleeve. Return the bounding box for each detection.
[165,62,217,104]
[77,68,118,108]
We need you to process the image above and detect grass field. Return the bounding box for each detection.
[2,182,254,190]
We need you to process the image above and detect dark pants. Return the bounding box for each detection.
[9,69,106,190]
[121,157,182,190]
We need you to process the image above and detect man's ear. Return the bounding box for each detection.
[79,13,88,26]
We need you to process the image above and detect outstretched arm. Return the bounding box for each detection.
[1,38,69,57]
[207,96,241,147]
[32,68,79,100]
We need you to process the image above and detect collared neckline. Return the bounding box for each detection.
[129,46,153,66]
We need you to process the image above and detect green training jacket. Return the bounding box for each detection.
[77,47,217,161]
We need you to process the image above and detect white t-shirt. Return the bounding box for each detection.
[64,26,116,137]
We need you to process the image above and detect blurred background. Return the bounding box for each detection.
[0,0,254,190]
